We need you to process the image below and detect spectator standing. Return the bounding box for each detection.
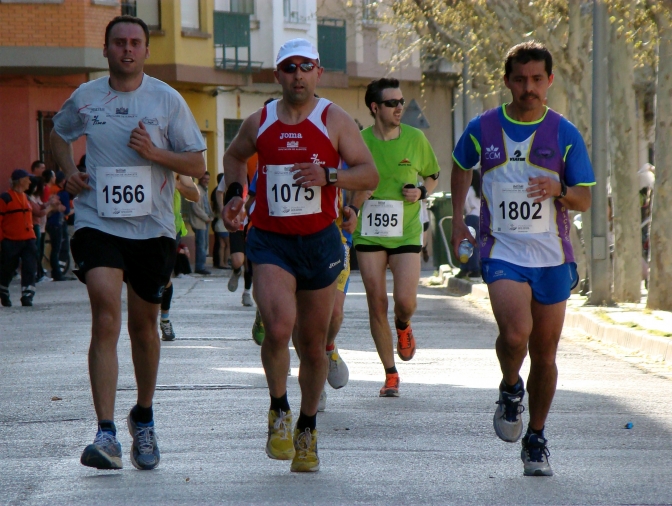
[211,173,230,269]
[190,172,214,275]
[45,171,71,281]
[0,170,38,306]
[27,176,60,282]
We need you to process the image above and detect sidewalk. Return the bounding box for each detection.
[424,267,672,364]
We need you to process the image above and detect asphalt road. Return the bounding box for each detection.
[1,272,671,505]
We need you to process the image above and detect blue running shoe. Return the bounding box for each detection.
[493,378,525,442]
[80,430,122,470]
[127,413,160,470]
[521,432,553,476]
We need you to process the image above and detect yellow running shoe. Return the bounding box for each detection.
[291,427,320,472]
[265,409,295,460]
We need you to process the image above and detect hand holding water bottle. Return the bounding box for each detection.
[458,226,476,263]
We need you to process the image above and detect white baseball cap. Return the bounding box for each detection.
[275,38,320,66]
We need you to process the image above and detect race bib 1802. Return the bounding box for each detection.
[97,166,152,218]
[266,164,321,217]
[492,182,551,234]
[361,200,404,237]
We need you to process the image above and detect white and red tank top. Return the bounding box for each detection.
[251,98,341,236]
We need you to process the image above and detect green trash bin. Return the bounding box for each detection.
[427,192,458,269]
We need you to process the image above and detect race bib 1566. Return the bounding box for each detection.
[266,164,321,217]
[97,166,152,218]
[492,182,550,234]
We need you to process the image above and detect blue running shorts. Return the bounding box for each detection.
[246,223,344,291]
[481,259,578,305]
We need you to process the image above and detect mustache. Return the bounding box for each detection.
[521,93,539,100]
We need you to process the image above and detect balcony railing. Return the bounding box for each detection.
[214,11,262,73]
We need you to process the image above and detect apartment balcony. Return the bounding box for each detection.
[214,11,262,73]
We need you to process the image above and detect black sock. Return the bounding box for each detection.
[526,425,545,437]
[296,411,317,432]
[270,393,290,413]
[385,366,398,375]
[98,420,116,435]
[130,404,153,424]
[394,318,409,331]
[161,284,173,312]
[244,265,253,289]
[233,267,242,275]
[502,377,523,394]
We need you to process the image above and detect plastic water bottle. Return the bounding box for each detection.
[458,226,476,264]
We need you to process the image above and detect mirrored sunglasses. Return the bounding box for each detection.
[280,62,316,74]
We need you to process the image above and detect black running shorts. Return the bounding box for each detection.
[71,227,176,304]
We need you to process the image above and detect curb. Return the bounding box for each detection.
[442,276,672,364]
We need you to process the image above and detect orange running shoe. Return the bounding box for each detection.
[379,372,400,397]
[396,324,416,361]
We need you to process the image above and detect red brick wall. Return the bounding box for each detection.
[0,0,119,49]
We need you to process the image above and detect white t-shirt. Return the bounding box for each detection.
[464,186,479,217]
[52,75,206,240]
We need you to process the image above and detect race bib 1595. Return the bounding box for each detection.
[361,200,404,237]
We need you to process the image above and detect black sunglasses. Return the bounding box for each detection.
[280,62,316,74]
[378,98,405,108]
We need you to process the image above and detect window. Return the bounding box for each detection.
[283,0,306,24]
[119,1,161,31]
[181,0,201,30]
[214,0,254,13]
[137,1,161,30]
[362,0,378,23]
[120,0,135,16]
[224,119,243,150]
[317,19,346,72]
[37,111,57,172]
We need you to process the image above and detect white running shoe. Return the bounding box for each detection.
[317,389,327,412]
[326,347,349,389]
[241,291,253,306]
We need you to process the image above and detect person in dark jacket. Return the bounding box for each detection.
[0,169,38,306]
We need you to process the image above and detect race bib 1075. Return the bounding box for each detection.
[266,164,321,217]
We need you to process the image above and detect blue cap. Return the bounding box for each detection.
[11,169,30,181]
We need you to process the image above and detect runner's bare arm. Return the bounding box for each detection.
[176,174,200,202]
[50,131,91,195]
[330,105,378,191]
[450,162,476,255]
[527,176,591,212]
[222,111,260,231]
[223,111,260,188]
[129,122,205,178]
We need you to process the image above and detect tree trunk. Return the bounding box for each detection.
[647,5,672,310]
[608,20,643,302]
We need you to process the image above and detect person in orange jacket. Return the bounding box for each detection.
[0,169,38,306]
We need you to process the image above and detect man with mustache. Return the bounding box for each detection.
[451,41,595,476]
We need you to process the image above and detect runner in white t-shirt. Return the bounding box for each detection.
[50,15,206,472]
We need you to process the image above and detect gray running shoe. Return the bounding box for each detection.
[160,320,175,341]
[326,347,349,389]
[81,430,122,470]
[521,432,553,476]
[228,268,242,292]
[493,379,525,442]
[241,291,253,306]
[317,388,327,412]
[127,413,160,470]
